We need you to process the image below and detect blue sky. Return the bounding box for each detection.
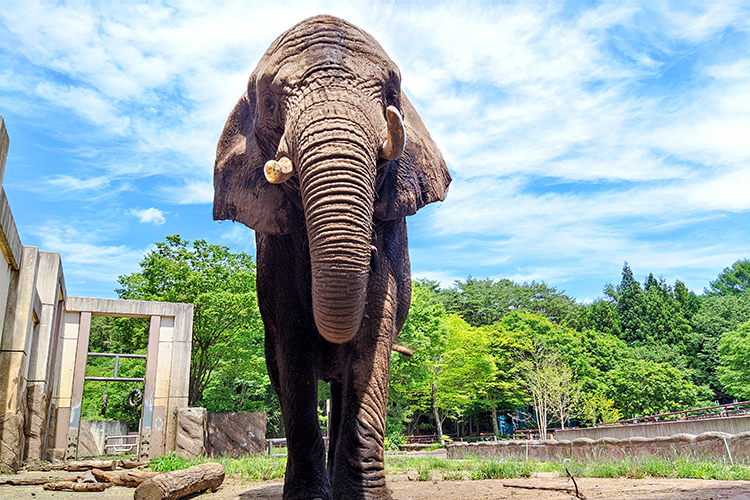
[1,2,749,302]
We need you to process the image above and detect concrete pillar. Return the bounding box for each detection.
[0,189,22,335]
[166,304,193,455]
[64,312,91,460]
[0,246,41,472]
[48,311,81,462]
[139,315,161,460]
[24,252,65,461]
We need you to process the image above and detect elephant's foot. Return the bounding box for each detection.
[331,483,392,500]
[283,469,331,500]
[283,481,331,500]
[331,462,391,500]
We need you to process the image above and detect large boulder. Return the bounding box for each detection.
[175,407,207,459]
[207,411,266,457]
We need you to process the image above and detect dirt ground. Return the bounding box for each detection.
[3,473,750,500]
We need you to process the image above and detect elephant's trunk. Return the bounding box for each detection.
[295,104,378,344]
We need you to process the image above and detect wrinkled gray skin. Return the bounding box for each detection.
[213,15,450,500]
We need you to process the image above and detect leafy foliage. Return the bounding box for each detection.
[439,277,580,327]
[604,359,708,418]
[707,259,750,296]
[116,235,266,409]
[717,321,750,400]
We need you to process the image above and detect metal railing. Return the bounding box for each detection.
[104,434,138,455]
[85,352,146,383]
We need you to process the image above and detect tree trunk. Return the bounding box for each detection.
[134,463,225,500]
[433,406,444,443]
[492,407,499,435]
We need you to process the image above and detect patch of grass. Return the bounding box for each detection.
[470,460,533,480]
[148,452,750,485]
[443,471,464,480]
[553,458,750,481]
[214,455,287,481]
[149,452,204,472]
[415,463,431,481]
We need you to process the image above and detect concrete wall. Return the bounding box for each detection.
[448,431,750,464]
[0,116,194,470]
[556,415,750,441]
[85,420,129,456]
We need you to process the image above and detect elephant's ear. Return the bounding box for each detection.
[374,94,451,220]
[213,87,300,235]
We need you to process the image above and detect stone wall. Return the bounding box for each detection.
[207,411,267,457]
[447,431,750,463]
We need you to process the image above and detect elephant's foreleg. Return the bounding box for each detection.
[330,336,393,500]
[276,338,330,500]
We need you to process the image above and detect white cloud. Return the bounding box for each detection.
[162,181,213,205]
[4,2,750,300]
[129,207,166,225]
[28,223,148,295]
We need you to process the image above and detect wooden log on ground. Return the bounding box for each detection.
[4,472,83,485]
[92,468,160,487]
[65,459,116,471]
[134,463,225,500]
[43,481,112,491]
[121,459,150,469]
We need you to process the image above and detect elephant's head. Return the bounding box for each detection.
[214,15,450,344]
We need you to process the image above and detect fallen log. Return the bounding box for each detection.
[43,481,113,492]
[4,472,83,485]
[134,463,225,500]
[92,468,160,487]
[121,459,150,469]
[65,459,116,471]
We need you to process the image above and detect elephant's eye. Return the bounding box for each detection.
[263,97,276,114]
[383,78,400,108]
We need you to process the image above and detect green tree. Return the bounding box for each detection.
[577,298,621,337]
[390,282,496,442]
[688,291,750,399]
[389,281,448,436]
[616,263,647,343]
[717,321,750,400]
[580,392,621,426]
[116,235,264,406]
[481,322,531,434]
[605,359,707,418]
[520,348,578,438]
[707,259,750,296]
[615,264,692,347]
[440,277,579,327]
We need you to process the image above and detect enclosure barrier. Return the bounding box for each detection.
[447,431,750,463]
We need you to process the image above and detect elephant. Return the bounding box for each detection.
[213,15,450,500]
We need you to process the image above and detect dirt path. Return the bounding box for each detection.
[4,474,750,500]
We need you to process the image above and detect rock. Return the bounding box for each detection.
[175,408,207,459]
[207,412,266,457]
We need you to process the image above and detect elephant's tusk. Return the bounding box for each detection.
[264,156,295,184]
[380,105,405,161]
[392,344,413,357]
